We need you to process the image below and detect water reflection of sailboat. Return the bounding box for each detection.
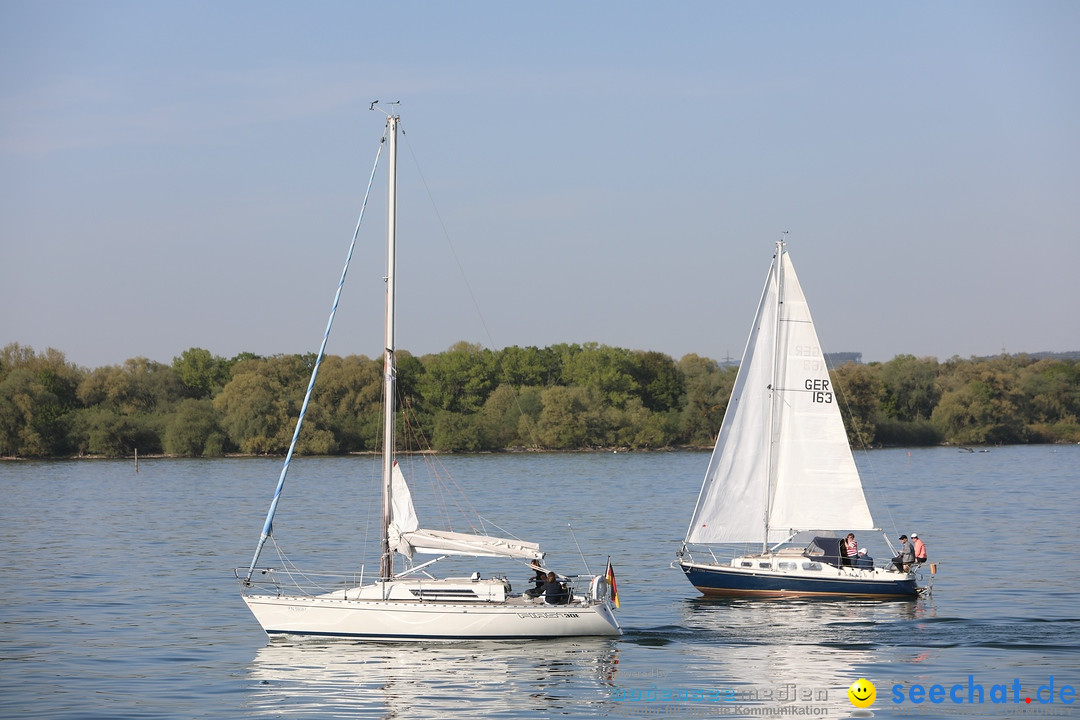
[670,599,913,717]
[246,639,620,719]
[682,596,920,645]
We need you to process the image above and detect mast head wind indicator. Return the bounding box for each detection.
[370,100,402,116]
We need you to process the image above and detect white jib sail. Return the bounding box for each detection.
[685,245,875,546]
[685,257,777,544]
[388,462,543,561]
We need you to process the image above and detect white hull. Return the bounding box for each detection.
[243,593,620,640]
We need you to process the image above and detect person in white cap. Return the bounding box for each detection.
[854,547,874,569]
[912,533,927,564]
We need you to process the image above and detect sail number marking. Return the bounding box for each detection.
[805,378,833,404]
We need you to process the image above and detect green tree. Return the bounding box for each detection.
[215,357,298,453]
[561,343,640,408]
[831,362,883,446]
[173,347,232,398]
[77,358,185,414]
[536,385,601,449]
[677,354,734,445]
[631,351,682,412]
[430,410,486,452]
[495,345,561,387]
[70,407,143,456]
[214,369,282,453]
[478,383,542,449]
[1018,358,1080,442]
[396,350,425,406]
[0,369,69,456]
[879,355,941,422]
[418,343,497,413]
[0,344,83,456]
[313,354,383,452]
[163,398,226,456]
[932,356,1029,444]
[72,358,185,454]
[602,398,677,448]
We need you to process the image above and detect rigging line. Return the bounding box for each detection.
[244,131,386,582]
[567,523,592,575]
[828,360,901,536]
[398,373,487,535]
[475,514,534,545]
[271,538,334,595]
[398,123,542,449]
[360,454,379,572]
[396,397,454,528]
[821,341,902,542]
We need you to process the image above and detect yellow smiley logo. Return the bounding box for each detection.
[848,678,876,708]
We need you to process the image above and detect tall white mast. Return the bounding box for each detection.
[763,235,786,552]
[380,113,399,580]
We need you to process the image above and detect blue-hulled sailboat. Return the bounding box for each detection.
[675,239,920,599]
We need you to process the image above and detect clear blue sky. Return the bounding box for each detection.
[2,1,1077,369]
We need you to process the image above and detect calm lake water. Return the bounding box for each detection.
[2,446,1078,719]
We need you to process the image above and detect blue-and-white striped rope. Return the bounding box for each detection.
[245,133,386,581]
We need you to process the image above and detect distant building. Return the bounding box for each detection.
[824,352,862,369]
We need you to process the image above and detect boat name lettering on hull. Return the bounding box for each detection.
[517,612,580,619]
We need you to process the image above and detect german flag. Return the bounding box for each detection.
[606,558,620,609]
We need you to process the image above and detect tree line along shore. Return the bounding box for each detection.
[2,342,1078,459]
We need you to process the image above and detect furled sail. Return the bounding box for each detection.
[388,461,419,544]
[686,245,875,545]
[397,528,543,560]
[389,462,543,561]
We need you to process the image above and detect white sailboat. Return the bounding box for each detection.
[237,108,620,639]
[676,238,921,598]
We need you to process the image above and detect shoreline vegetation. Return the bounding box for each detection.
[2,342,1078,459]
[0,446,711,461]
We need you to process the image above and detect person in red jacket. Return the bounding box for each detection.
[912,533,927,564]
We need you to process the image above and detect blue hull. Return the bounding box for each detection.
[679,562,918,599]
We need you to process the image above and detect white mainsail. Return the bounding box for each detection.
[389,462,543,561]
[686,244,875,545]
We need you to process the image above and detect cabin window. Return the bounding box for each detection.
[802,562,822,571]
[758,562,772,569]
[740,561,754,568]
[778,562,797,570]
